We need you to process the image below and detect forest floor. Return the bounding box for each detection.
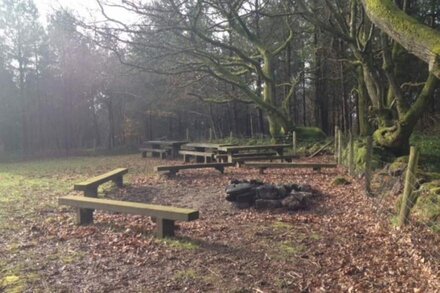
[1,154,439,292]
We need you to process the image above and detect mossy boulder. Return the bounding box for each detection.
[341,138,394,174]
[294,127,326,141]
[420,180,440,194]
[418,171,440,182]
[412,180,440,231]
[388,156,408,176]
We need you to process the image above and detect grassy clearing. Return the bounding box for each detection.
[0,154,160,292]
[0,154,153,231]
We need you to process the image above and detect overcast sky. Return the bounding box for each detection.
[33,0,137,24]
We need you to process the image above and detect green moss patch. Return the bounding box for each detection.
[388,156,408,176]
[272,221,293,230]
[295,127,326,141]
[160,238,200,250]
[341,138,393,173]
[332,176,351,186]
[275,241,306,259]
[173,269,199,282]
[413,192,440,226]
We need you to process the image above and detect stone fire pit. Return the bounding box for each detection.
[225,179,316,210]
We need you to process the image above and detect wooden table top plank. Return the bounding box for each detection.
[218,144,291,152]
[184,142,235,149]
[144,140,188,146]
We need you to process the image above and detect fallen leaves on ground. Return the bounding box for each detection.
[1,154,439,292]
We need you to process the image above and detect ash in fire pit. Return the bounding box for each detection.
[225,179,316,210]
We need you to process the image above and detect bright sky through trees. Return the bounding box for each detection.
[34,0,137,24]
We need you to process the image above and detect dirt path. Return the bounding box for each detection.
[1,155,439,292]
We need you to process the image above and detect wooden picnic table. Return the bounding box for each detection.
[181,142,235,163]
[144,140,188,159]
[217,144,291,163]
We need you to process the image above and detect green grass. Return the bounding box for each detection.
[0,154,156,231]
[0,154,155,231]
[272,241,306,261]
[159,238,200,250]
[0,154,160,291]
[173,269,199,282]
[272,221,293,230]
[411,133,440,173]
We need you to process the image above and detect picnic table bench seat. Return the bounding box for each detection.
[74,168,128,196]
[59,196,199,238]
[155,162,235,176]
[139,147,168,159]
[178,150,215,163]
[141,140,188,159]
[233,154,297,163]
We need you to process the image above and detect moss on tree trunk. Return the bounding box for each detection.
[373,74,438,155]
[361,0,440,78]
[357,67,370,136]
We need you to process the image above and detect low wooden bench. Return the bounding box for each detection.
[139,147,168,159]
[74,168,128,197]
[231,151,277,157]
[155,162,235,176]
[179,150,215,163]
[214,152,277,163]
[233,154,297,163]
[59,196,199,238]
[242,162,337,174]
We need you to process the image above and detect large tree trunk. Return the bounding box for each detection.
[357,67,370,136]
[262,53,285,139]
[373,74,438,155]
[361,0,440,78]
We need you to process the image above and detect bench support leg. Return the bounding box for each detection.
[156,218,175,238]
[142,151,147,158]
[84,187,98,197]
[76,208,93,225]
[215,166,225,174]
[161,170,177,178]
[184,154,190,163]
[113,176,123,188]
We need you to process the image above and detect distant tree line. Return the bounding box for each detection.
[0,0,439,155]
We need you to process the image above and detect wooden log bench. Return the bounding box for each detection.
[178,150,215,163]
[59,196,199,238]
[139,147,168,159]
[214,152,277,163]
[74,168,128,197]
[242,162,337,174]
[231,151,277,157]
[155,162,235,176]
[232,154,297,164]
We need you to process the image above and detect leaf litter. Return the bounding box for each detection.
[0,154,439,292]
